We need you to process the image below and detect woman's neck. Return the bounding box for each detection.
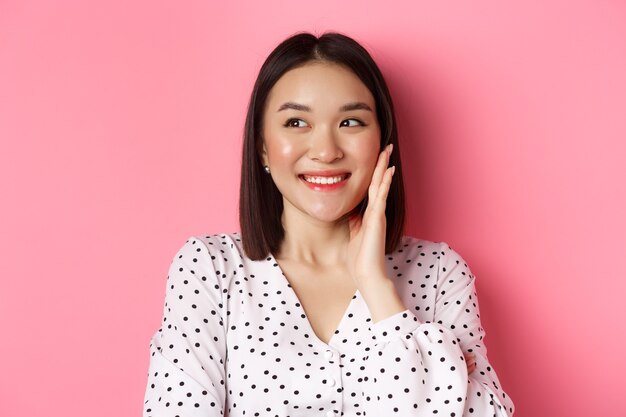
[277,207,351,267]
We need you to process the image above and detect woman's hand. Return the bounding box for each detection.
[464,352,477,375]
[346,143,406,323]
[346,143,395,286]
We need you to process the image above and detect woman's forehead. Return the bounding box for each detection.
[265,62,375,113]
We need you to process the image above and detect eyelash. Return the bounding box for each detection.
[283,118,367,128]
[283,118,307,128]
[341,118,367,127]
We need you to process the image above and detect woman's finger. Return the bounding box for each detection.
[467,362,476,374]
[464,352,477,375]
[371,166,395,216]
[368,144,392,203]
[367,148,388,201]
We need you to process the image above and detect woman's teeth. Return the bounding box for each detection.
[302,175,347,185]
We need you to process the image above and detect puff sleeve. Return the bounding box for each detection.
[361,242,515,416]
[143,237,227,416]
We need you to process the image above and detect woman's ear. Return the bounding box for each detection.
[260,141,268,167]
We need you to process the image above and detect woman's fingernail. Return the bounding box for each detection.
[388,143,393,154]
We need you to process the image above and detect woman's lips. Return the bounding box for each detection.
[298,173,351,191]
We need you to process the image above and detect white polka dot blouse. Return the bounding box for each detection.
[143,233,514,416]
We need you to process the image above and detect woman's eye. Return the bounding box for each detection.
[284,118,309,128]
[340,118,365,127]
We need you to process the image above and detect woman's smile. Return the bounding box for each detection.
[299,172,352,191]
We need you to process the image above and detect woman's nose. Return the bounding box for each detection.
[307,127,343,163]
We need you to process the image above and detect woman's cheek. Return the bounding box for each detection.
[265,133,298,164]
[276,140,297,158]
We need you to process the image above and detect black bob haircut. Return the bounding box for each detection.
[239,31,405,260]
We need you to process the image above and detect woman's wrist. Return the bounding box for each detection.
[358,276,407,324]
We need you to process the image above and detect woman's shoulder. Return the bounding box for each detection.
[395,235,473,276]
[189,232,242,248]
[179,232,245,259]
[395,234,451,254]
[175,232,247,264]
[167,233,254,285]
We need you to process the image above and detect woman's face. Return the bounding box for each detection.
[261,61,381,224]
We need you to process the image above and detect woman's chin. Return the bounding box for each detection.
[304,205,359,225]
[282,196,363,226]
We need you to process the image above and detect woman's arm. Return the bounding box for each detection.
[346,144,513,415]
[433,243,515,415]
[361,243,515,416]
[143,237,227,417]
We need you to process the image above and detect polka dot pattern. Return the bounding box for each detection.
[143,233,514,416]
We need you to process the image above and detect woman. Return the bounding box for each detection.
[143,32,514,417]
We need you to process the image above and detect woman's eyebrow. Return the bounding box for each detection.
[277,102,311,112]
[277,101,373,112]
[339,102,373,112]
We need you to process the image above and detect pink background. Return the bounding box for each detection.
[1,1,625,416]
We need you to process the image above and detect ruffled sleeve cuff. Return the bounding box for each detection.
[370,309,423,343]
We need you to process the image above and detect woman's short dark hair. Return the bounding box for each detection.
[239,31,405,260]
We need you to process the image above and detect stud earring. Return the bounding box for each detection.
[264,165,270,174]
